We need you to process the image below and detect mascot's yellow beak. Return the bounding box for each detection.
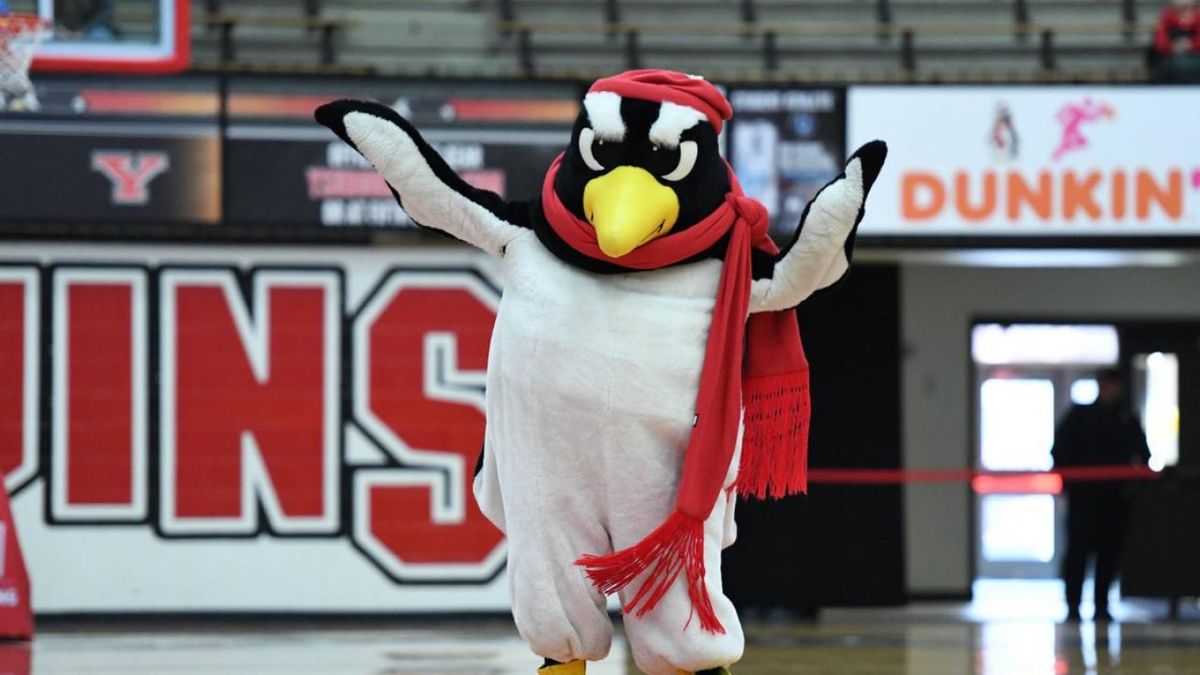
[583,166,679,258]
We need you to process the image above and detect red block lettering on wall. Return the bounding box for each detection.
[161,271,339,535]
[51,270,146,521]
[0,270,38,493]
[64,284,136,509]
[0,282,26,486]
[352,273,505,581]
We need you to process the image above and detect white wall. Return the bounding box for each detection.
[901,261,1200,595]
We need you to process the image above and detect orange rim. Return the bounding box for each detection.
[0,14,52,34]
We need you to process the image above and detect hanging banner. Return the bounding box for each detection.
[0,75,577,235]
[0,120,221,225]
[225,128,567,229]
[223,76,576,230]
[0,77,221,227]
[848,86,1200,237]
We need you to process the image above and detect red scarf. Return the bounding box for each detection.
[541,155,810,633]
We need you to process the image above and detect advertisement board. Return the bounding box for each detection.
[848,86,1200,237]
[223,77,576,230]
[0,76,221,226]
[0,123,220,224]
[225,128,567,229]
[0,75,577,236]
[727,88,844,243]
[1,242,514,613]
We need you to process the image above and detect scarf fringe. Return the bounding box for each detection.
[737,372,810,500]
[575,511,724,634]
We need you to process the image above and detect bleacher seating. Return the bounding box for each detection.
[188,0,1163,82]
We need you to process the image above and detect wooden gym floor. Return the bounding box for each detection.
[28,583,1200,674]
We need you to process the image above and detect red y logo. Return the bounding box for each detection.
[91,151,170,205]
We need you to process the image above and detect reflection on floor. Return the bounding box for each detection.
[26,582,1200,674]
[738,579,1200,674]
[736,614,1200,674]
[30,622,627,675]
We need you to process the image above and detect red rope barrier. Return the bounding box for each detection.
[807,465,1158,485]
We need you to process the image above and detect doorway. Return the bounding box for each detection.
[971,320,1194,585]
[972,323,1123,580]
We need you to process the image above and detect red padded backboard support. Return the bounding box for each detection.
[0,487,32,640]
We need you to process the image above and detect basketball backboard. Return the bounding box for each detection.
[21,0,188,73]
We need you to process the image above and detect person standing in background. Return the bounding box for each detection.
[1052,368,1151,623]
[1152,0,1200,82]
[1155,0,1200,56]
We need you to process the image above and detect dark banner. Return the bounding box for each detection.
[0,75,221,226]
[0,120,221,224]
[726,88,845,243]
[222,76,575,229]
[225,128,567,229]
[1,77,849,239]
[0,75,577,235]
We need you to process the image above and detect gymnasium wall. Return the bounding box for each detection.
[2,242,514,612]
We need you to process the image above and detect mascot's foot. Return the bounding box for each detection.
[539,659,586,674]
[681,669,732,675]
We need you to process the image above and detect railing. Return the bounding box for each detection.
[190,0,1152,81]
[498,0,1143,25]
[205,0,322,18]
[503,18,1145,77]
[198,13,358,69]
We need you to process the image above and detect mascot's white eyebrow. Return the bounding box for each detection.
[649,101,707,149]
[582,91,625,142]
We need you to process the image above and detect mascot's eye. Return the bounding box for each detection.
[578,128,606,172]
[661,140,698,182]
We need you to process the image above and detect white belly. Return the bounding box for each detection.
[483,231,722,490]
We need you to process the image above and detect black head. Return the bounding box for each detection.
[553,95,730,258]
[1094,367,1124,405]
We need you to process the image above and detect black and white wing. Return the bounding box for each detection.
[315,99,531,256]
[750,140,887,312]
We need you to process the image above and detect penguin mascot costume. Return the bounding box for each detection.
[316,69,886,675]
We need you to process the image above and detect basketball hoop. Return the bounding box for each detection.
[0,14,52,111]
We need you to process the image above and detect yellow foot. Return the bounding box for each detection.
[538,660,585,674]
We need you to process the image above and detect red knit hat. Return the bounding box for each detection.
[588,69,733,133]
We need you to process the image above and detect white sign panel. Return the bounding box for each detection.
[1,243,515,613]
[848,86,1200,236]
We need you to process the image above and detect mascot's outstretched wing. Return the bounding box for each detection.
[750,140,887,313]
[315,99,531,256]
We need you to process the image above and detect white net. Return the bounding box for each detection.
[0,14,51,106]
